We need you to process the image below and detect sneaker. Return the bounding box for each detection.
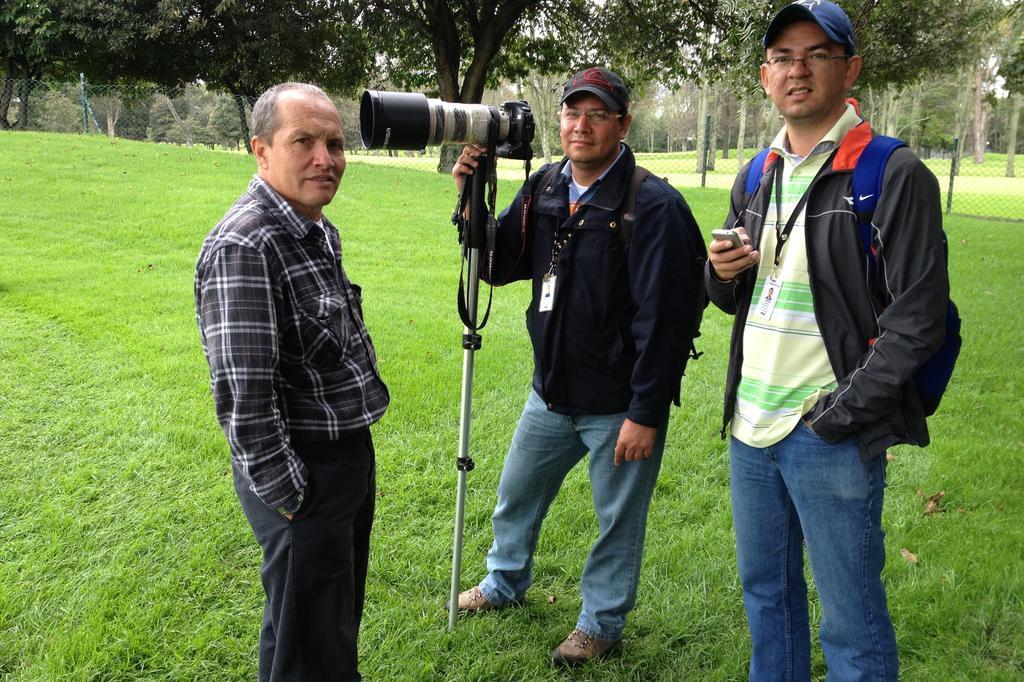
[551,628,619,667]
[455,586,498,612]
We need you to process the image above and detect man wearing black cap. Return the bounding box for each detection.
[452,67,704,666]
[707,1,949,679]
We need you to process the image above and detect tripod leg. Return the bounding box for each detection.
[448,143,492,630]
[448,243,483,630]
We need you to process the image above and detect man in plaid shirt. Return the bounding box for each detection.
[196,82,389,682]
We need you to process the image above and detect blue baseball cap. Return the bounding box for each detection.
[763,1,857,55]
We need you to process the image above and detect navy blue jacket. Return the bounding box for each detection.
[486,146,703,427]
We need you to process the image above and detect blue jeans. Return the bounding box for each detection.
[478,390,667,640]
[730,421,898,681]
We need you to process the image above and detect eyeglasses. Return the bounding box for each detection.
[765,53,851,70]
[560,109,623,123]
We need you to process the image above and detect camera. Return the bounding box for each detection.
[359,90,534,160]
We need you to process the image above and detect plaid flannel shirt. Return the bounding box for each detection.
[195,175,389,510]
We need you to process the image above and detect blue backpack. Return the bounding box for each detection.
[744,136,961,416]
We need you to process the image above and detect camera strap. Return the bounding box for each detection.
[454,114,503,333]
[452,178,495,333]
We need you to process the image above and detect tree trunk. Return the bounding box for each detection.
[437,31,464,177]
[6,57,41,129]
[736,95,748,167]
[757,99,776,150]
[229,86,252,154]
[906,84,922,149]
[882,86,900,138]
[706,85,717,171]
[431,0,463,104]
[1007,94,1021,178]
[721,93,732,160]
[526,71,559,163]
[972,62,989,164]
[695,86,708,172]
[864,84,880,125]
[430,0,536,173]
[952,68,972,172]
[456,1,535,105]
[163,95,193,147]
[92,95,123,138]
[0,57,14,130]
[437,144,460,174]
[15,78,37,130]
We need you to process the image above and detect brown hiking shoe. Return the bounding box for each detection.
[551,629,619,667]
[456,586,497,611]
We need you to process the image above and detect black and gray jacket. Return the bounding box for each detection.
[706,121,949,459]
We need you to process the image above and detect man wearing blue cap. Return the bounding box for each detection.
[707,1,949,679]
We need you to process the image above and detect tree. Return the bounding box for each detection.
[0,0,169,129]
[705,0,1002,169]
[705,0,1000,92]
[971,58,999,163]
[353,0,571,169]
[999,13,1024,176]
[358,1,542,104]
[159,95,193,147]
[695,84,710,172]
[80,0,372,152]
[208,95,245,150]
[735,91,750,166]
[29,85,80,133]
[351,0,743,170]
[1005,94,1021,177]
[941,1,1020,165]
[524,71,562,162]
[0,1,79,128]
[850,0,1000,91]
[90,93,123,138]
[627,83,675,153]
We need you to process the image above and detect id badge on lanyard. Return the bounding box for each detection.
[540,226,574,313]
[756,275,782,320]
[539,274,556,312]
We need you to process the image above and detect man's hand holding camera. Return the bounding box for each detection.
[452,144,487,194]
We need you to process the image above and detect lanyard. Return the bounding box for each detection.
[547,229,575,275]
[770,148,837,270]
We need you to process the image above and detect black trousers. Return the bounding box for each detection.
[233,429,376,682]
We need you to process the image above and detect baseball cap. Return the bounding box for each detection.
[560,67,630,113]
[763,1,857,55]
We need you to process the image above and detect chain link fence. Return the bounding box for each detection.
[4,78,1021,222]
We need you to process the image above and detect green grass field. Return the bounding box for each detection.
[1,131,1022,681]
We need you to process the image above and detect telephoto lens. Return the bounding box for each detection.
[360,90,533,160]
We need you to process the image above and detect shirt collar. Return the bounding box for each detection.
[771,103,863,165]
[247,174,322,239]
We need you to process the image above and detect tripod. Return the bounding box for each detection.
[447,137,496,631]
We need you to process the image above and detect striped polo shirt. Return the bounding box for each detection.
[732,104,861,447]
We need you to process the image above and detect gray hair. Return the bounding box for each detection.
[252,82,332,143]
